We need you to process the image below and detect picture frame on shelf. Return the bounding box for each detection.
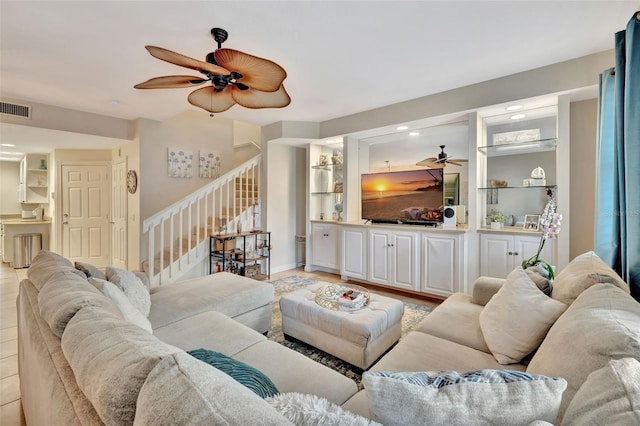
[333,181,343,193]
[523,215,540,231]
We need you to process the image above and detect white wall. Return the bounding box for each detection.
[0,161,21,215]
[266,142,301,273]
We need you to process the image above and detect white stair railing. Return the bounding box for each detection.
[142,155,261,287]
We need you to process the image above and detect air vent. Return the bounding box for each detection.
[0,101,31,119]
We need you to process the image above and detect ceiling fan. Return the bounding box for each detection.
[416,145,468,168]
[134,27,290,115]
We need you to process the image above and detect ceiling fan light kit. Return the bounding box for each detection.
[134,27,290,115]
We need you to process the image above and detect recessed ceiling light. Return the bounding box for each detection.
[409,132,420,136]
[506,104,523,111]
[325,139,334,144]
[510,114,526,120]
[109,99,121,105]
[396,126,408,131]
[1,143,16,147]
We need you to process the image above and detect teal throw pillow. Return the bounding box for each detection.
[187,348,279,399]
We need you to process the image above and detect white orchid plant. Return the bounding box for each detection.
[522,197,562,280]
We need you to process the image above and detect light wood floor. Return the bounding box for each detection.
[0,263,440,426]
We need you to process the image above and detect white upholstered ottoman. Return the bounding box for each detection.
[279,283,404,369]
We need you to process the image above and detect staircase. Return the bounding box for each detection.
[142,155,261,287]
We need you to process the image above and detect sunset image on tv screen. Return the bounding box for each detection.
[361,169,444,222]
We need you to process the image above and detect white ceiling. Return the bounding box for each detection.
[0,1,637,158]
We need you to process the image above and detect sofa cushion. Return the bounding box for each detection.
[134,351,293,425]
[363,369,567,426]
[371,331,527,374]
[61,306,180,425]
[480,267,567,364]
[27,250,86,291]
[233,340,358,406]
[552,251,628,305]
[74,261,106,280]
[106,266,151,317]
[266,392,380,426]
[413,292,489,353]
[527,283,640,422]
[561,358,640,425]
[152,310,266,355]
[148,272,274,328]
[188,348,279,398]
[92,278,153,334]
[38,270,121,338]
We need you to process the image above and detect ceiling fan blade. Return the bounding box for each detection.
[416,157,437,166]
[231,85,291,109]
[447,161,464,166]
[187,86,236,113]
[145,46,230,75]
[134,75,207,89]
[214,48,286,93]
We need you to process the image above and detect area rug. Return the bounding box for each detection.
[267,276,432,386]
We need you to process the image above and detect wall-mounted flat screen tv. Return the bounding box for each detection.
[361,168,444,224]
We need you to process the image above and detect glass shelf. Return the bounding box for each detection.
[311,164,343,170]
[478,185,557,190]
[478,138,557,156]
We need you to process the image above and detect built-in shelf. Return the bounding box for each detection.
[477,138,557,157]
[478,185,557,190]
[311,164,343,170]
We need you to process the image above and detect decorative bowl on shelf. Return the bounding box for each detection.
[490,179,508,188]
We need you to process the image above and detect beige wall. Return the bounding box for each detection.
[569,98,598,258]
[137,111,237,221]
[0,161,21,215]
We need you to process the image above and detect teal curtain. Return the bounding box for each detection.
[595,12,640,301]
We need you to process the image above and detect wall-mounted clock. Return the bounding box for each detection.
[127,170,138,194]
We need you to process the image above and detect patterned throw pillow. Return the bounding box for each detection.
[75,261,107,281]
[105,266,151,317]
[188,348,279,399]
[363,369,567,425]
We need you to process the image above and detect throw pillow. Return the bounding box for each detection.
[363,370,567,426]
[92,278,153,334]
[266,392,381,426]
[105,266,151,317]
[551,251,628,305]
[75,261,107,280]
[187,348,279,398]
[479,267,567,364]
[561,358,640,425]
[524,268,552,296]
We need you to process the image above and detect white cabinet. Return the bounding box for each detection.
[310,222,339,270]
[341,226,367,280]
[421,233,462,297]
[480,232,554,278]
[19,154,49,204]
[368,229,419,291]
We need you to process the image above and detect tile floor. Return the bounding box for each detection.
[0,263,440,425]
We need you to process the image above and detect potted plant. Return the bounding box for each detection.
[487,210,508,229]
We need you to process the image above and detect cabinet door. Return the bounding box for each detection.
[368,230,391,285]
[514,235,555,268]
[422,234,458,296]
[480,234,513,278]
[391,231,420,291]
[311,223,338,269]
[341,227,366,280]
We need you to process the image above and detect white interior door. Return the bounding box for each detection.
[111,161,127,269]
[61,164,110,267]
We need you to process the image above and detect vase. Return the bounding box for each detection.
[40,159,47,170]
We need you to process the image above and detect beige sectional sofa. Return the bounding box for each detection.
[18,249,640,425]
[17,251,358,425]
[343,251,640,425]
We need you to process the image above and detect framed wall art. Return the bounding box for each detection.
[199,150,221,179]
[168,148,193,178]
